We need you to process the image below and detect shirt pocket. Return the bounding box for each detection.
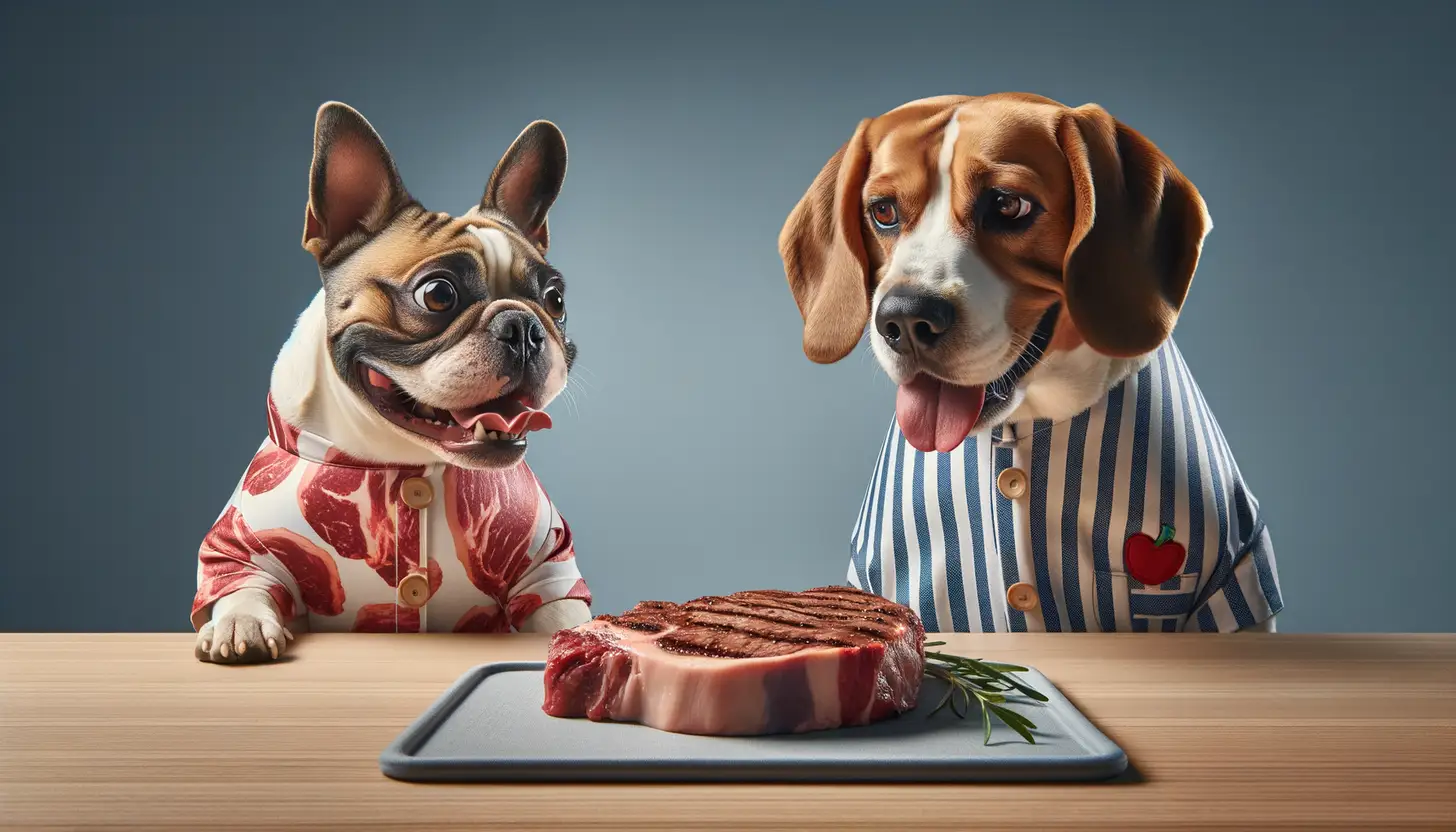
[1091,567,1204,631]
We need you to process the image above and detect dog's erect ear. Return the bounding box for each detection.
[482,121,567,252]
[779,119,874,364]
[302,102,410,262]
[1057,105,1212,358]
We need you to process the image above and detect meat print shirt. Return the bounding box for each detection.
[192,397,591,633]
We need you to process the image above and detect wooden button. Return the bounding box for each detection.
[398,572,430,608]
[401,477,433,509]
[997,467,1028,500]
[1007,582,1039,612]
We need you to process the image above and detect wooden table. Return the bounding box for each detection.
[1,634,1453,831]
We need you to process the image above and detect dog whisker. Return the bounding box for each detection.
[558,381,583,420]
[567,366,601,392]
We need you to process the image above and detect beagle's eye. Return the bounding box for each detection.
[980,190,1039,231]
[994,193,1034,220]
[543,284,566,322]
[412,276,458,313]
[868,198,900,230]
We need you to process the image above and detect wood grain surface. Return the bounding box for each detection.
[2,633,1453,831]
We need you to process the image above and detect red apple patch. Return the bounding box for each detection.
[1123,524,1187,585]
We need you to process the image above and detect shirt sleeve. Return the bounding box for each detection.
[190,444,306,631]
[1185,519,1285,633]
[192,499,303,631]
[505,507,592,630]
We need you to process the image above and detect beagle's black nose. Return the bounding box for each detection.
[875,289,956,354]
[490,309,547,363]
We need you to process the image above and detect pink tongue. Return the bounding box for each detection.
[449,404,553,435]
[896,376,985,453]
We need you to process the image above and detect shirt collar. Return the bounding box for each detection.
[984,344,1158,448]
[988,418,1055,448]
[989,421,1032,447]
[265,394,407,470]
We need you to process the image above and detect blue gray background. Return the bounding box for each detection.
[2,1,1452,633]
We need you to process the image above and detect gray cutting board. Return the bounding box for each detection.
[380,661,1127,783]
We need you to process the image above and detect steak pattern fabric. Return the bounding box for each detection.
[192,396,590,633]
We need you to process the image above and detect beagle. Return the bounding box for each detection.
[780,94,1282,633]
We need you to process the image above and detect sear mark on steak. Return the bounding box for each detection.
[542,585,926,736]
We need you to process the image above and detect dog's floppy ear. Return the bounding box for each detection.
[779,119,875,364]
[1057,105,1212,358]
[302,102,410,262]
[482,120,567,252]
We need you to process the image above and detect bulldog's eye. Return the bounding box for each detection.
[413,276,458,313]
[542,284,566,322]
[868,198,900,231]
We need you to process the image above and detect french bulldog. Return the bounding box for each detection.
[192,102,593,663]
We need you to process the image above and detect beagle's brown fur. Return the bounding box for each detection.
[780,93,1211,369]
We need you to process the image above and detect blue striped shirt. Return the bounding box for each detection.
[848,340,1283,633]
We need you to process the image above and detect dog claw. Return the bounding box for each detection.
[267,638,279,660]
[219,642,230,658]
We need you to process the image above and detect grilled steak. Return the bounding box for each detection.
[541,586,925,736]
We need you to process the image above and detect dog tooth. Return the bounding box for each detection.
[487,431,499,441]
[473,422,487,441]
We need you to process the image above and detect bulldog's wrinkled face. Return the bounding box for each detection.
[780,93,1210,453]
[323,207,575,469]
[302,103,574,469]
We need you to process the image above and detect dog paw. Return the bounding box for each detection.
[195,589,294,664]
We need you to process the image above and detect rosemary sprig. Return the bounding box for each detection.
[923,640,1050,745]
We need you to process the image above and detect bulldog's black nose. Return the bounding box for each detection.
[875,288,956,354]
[490,310,546,363]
